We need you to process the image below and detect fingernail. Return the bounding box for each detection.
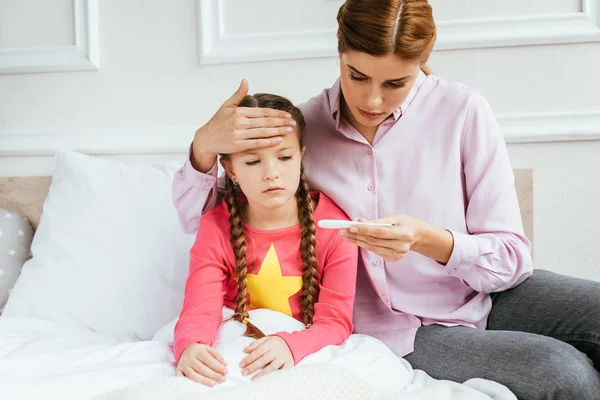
[242,370,248,376]
[349,227,358,233]
[290,120,297,126]
[340,231,348,237]
[284,127,293,132]
[285,113,292,118]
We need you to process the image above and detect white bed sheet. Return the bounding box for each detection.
[0,311,516,400]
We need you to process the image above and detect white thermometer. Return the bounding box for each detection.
[317,219,395,229]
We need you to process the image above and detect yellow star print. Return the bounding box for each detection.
[246,244,303,316]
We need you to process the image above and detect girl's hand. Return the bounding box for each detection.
[175,343,228,386]
[341,216,454,264]
[191,79,296,171]
[240,336,294,380]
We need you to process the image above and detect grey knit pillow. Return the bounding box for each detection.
[0,209,33,313]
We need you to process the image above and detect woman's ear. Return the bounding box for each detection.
[219,158,237,183]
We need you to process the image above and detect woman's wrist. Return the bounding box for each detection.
[191,127,217,173]
[412,221,454,265]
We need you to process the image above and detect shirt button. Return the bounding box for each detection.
[373,259,381,266]
[367,183,375,191]
[382,294,389,303]
[367,149,373,156]
[449,268,458,275]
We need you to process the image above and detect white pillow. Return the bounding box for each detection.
[2,150,194,340]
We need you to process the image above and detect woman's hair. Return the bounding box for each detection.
[221,94,319,338]
[337,0,436,74]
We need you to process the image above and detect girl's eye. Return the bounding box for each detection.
[279,156,292,161]
[245,160,260,166]
[350,74,366,82]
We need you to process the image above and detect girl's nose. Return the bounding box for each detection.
[263,160,279,180]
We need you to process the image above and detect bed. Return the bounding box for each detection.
[0,150,531,399]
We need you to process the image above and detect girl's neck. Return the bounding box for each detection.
[244,196,300,230]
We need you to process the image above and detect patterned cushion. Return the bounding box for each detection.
[0,209,33,313]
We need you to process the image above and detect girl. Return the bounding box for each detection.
[172,1,600,398]
[173,94,358,387]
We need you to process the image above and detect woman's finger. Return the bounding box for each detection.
[346,224,400,239]
[242,116,296,129]
[237,107,293,119]
[342,231,398,250]
[239,126,293,140]
[343,236,400,261]
[236,137,283,152]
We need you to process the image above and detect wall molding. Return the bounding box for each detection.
[0,0,99,74]
[1,112,600,156]
[197,0,600,65]
[500,112,600,143]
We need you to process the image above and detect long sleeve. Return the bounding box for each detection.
[173,218,229,363]
[273,232,358,364]
[443,92,533,294]
[171,148,226,234]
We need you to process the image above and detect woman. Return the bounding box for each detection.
[172,1,600,398]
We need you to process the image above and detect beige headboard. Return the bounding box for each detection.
[0,170,534,244]
[0,176,51,230]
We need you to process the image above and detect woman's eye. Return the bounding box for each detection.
[279,156,292,161]
[245,160,260,166]
[386,82,406,89]
[350,74,366,82]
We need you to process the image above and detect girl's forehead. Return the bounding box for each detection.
[238,131,302,157]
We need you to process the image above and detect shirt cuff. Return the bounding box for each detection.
[443,230,479,278]
[183,145,218,190]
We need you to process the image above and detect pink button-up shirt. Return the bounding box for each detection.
[172,71,533,358]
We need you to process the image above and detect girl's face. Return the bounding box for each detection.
[221,129,305,212]
[339,51,421,131]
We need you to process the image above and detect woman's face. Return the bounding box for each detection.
[339,51,422,130]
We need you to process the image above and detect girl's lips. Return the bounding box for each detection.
[264,187,284,193]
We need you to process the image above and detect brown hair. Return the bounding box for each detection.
[221,94,319,338]
[337,0,436,74]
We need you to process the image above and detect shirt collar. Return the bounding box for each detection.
[329,69,427,126]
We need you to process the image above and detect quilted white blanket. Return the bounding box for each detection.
[0,308,516,400]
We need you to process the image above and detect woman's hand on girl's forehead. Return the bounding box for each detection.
[193,79,297,158]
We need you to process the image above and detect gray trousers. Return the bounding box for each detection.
[404,270,600,400]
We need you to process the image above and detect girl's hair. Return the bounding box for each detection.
[221,94,319,339]
[337,0,436,75]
